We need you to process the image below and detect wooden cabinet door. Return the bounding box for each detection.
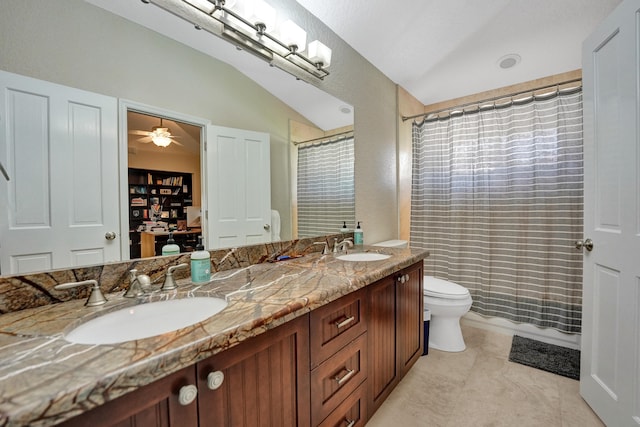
[396,262,424,374]
[367,275,397,415]
[367,261,424,419]
[196,315,311,427]
[58,365,198,427]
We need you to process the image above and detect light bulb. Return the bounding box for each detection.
[279,19,306,52]
[307,40,331,68]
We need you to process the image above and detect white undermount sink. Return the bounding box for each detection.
[63,297,228,345]
[336,253,391,262]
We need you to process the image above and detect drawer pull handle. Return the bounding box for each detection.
[335,316,355,329]
[344,419,356,427]
[334,367,356,385]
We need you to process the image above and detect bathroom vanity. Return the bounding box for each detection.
[0,246,427,426]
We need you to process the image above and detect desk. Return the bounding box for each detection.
[140,229,202,257]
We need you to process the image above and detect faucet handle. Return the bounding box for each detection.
[313,241,330,255]
[55,279,107,307]
[162,263,189,291]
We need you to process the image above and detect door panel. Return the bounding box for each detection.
[0,70,120,274]
[206,125,271,249]
[581,0,640,424]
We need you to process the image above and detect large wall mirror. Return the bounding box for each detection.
[0,0,354,275]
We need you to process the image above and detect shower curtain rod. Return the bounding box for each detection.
[293,129,354,146]
[401,78,582,123]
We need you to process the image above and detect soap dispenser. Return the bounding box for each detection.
[190,236,211,284]
[340,221,349,233]
[354,222,363,246]
[161,232,180,255]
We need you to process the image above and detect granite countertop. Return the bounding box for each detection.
[0,246,428,427]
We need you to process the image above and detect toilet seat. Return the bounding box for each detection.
[424,276,470,300]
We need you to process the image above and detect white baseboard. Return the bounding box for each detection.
[461,312,581,350]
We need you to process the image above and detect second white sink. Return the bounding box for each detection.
[64,297,228,345]
[336,253,391,262]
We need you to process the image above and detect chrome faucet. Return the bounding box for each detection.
[54,279,107,306]
[161,263,188,291]
[333,238,354,253]
[124,269,151,298]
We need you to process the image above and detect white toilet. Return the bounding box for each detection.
[424,276,472,352]
[371,240,473,352]
[371,239,408,249]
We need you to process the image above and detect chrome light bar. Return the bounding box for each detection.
[144,0,332,82]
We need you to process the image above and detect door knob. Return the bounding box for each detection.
[105,231,117,240]
[263,224,271,230]
[575,238,594,252]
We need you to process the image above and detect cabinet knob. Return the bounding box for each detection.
[344,420,356,427]
[207,370,225,390]
[398,274,409,284]
[178,384,198,406]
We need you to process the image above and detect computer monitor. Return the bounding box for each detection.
[186,206,201,228]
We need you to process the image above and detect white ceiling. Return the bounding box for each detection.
[296,0,622,105]
[88,0,621,124]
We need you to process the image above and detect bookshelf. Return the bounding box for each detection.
[128,168,194,258]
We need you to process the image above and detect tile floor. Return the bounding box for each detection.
[366,325,604,427]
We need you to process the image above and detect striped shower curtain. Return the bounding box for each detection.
[297,136,355,238]
[410,89,583,333]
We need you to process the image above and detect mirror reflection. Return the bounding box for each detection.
[0,0,354,275]
[127,111,202,259]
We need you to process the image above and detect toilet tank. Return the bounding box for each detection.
[372,239,408,248]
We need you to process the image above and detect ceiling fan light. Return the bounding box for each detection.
[151,127,173,147]
[152,135,172,147]
[279,19,306,52]
[184,0,216,14]
[308,40,331,68]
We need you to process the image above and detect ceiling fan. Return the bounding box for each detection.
[129,117,182,147]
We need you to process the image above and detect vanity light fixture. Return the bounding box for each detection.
[144,0,332,81]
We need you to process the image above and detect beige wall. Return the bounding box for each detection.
[0,0,400,245]
[397,87,425,242]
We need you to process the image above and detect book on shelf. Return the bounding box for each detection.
[131,197,147,206]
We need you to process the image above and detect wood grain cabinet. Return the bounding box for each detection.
[196,315,311,427]
[58,365,199,427]
[55,261,424,427]
[309,289,367,426]
[368,262,424,417]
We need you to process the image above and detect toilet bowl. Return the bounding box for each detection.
[424,276,472,352]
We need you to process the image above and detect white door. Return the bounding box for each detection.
[0,71,120,274]
[580,0,640,425]
[205,125,271,249]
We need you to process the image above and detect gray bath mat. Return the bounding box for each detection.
[508,335,580,380]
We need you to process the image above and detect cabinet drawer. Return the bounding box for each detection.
[311,333,367,425]
[317,382,367,427]
[310,288,367,367]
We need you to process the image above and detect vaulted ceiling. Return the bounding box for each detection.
[296,0,622,105]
